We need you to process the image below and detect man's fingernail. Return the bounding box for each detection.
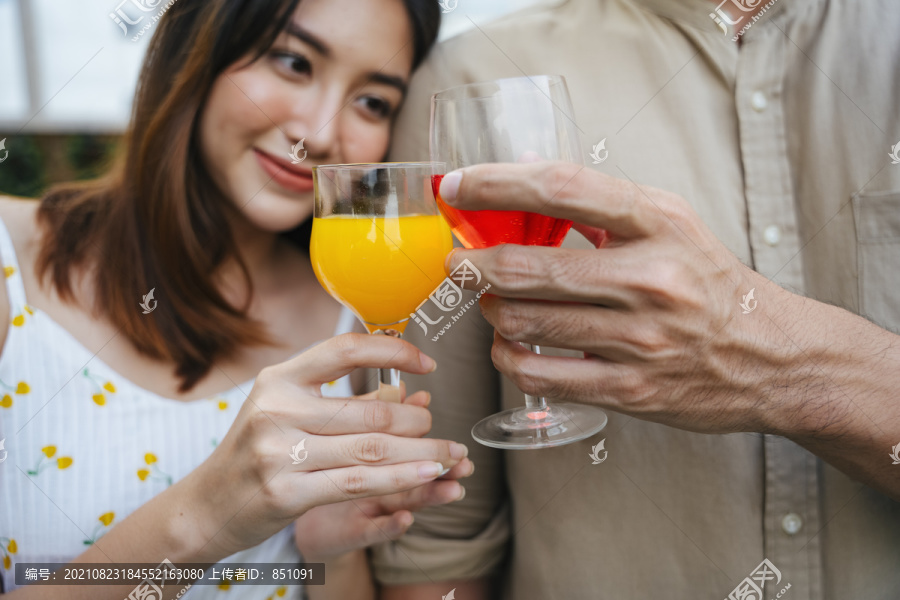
[420,353,437,372]
[419,462,444,479]
[440,171,463,204]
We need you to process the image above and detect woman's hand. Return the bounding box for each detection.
[177,333,469,562]
[292,386,473,563]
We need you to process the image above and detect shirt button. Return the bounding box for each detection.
[782,513,803,535]
[751,91,768,112]
[763,224,781,246]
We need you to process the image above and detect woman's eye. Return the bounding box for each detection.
[272,52,312,76]
[358,96,393,119]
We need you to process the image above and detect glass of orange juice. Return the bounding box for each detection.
[310,163,453,402]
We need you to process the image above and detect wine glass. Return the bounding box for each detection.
[311,163,453,402]
[431,75,608,449]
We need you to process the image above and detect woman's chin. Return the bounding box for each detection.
[234,189,314,234]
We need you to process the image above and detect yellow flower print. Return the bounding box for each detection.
[0,395,11,409]
[0,378,30,397]
[3,266,15,278]
[265,587,288,600]
[28,446,73,476]
[84,512,116,545]
[136,452,172,486]
[83,368,117,406]
[218,581,231,590]
[218,400,228,410]
[0,537,16,571]
[9,304,33,327]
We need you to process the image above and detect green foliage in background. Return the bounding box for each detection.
[0,134,118,200]
[0,136,46,199]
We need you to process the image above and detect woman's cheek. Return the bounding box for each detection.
[343,118,392,163]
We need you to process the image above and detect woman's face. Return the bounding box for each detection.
[198,0,415,232]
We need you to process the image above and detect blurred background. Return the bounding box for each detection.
[0,0,545,198]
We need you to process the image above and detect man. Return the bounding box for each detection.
[374,0,900,598]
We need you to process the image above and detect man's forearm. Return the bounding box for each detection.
[763,292,900,499]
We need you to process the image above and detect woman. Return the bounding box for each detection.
[0,0,471,598]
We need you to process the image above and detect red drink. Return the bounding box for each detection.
[432,175,572,249]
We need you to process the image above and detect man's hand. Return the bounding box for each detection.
[438,162,864,436]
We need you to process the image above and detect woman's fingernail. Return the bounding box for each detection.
[450,442,469,460]
[444,248,459,274]
[440,171,463,204]
[420,353,437,372]
[457,486,466,501]
[439,466,451,477]
[419,462,444,479]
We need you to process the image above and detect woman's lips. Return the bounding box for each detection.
[254,149,314,194]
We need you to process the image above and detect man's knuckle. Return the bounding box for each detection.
[493,303,529,340]
[492,249,533,292]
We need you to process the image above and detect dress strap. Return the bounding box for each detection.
[0,218,28,309]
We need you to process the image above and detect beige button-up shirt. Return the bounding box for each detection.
[373,0,900,598]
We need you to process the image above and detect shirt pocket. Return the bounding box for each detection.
[852,190,900,333]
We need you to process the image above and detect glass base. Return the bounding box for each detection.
[471,403,608,450]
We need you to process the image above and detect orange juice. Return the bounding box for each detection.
[310,214,453,333]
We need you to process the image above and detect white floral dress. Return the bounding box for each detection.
[0,218,357,598]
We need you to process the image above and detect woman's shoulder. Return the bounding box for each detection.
[0,194,41,239]
[0,195,41,353]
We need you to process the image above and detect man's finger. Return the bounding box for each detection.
[480,296,654,359]
[446,245,636,304]
[490,331,632,407]
[439,161,656,238]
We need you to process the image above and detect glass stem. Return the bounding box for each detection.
[374,329,402,403]
[521,343,550,412]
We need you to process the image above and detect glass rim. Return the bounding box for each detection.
[431,74,567,101]
[313,161,445,172]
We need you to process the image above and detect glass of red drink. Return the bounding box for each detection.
[430,75,608,449]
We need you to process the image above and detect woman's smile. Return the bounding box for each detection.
[254,147,315,194]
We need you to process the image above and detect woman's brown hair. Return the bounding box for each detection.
[36,0,441,392]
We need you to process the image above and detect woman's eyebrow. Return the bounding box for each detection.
[367,72,408,95]
[285,22,330,56]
